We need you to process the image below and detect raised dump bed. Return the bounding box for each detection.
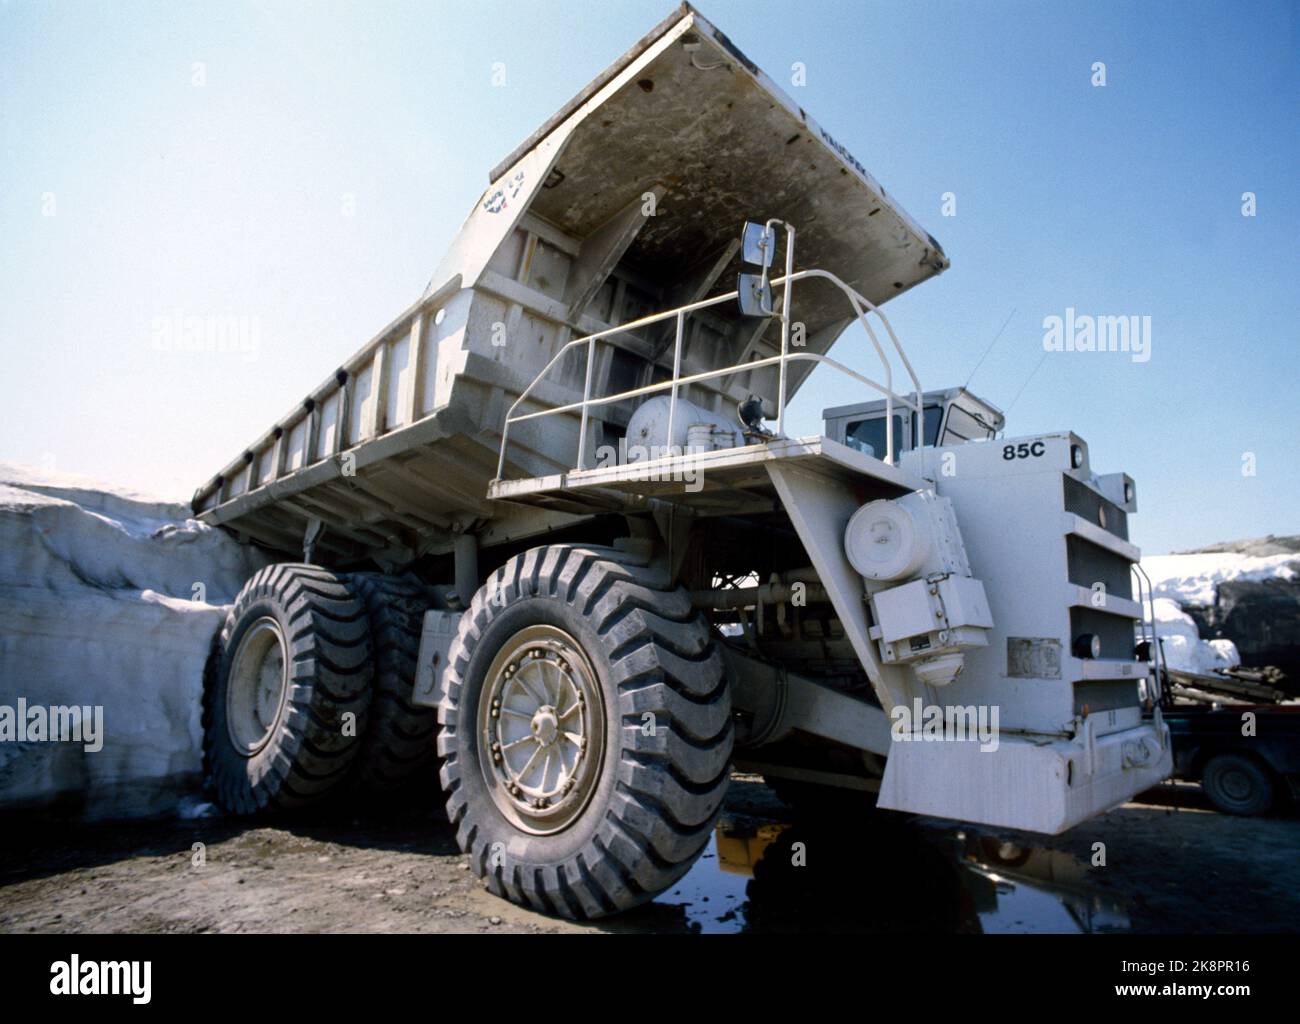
[193,4,1172,923]
[191,1,946,564]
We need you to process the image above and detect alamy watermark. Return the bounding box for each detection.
[50,956,150,1004]
[152,310,260,362]
[1042,307,1151,363]
[890,698,1000,752]
[0,699,103,752]
[592,439,709,493]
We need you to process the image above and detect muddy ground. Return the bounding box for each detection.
[1,775,1296,934]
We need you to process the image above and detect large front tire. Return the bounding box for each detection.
[437,544,733,919]
[203,564,373,813]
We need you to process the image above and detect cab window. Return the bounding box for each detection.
[845,415,903,459]
[942,403,997,443]
[920,404,944,447]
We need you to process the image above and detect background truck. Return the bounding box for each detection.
[192,3,1171,919]
[1159,703,1299,815]
[1142,659,1299,815]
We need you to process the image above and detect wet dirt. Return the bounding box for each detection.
[1,775,1296,934]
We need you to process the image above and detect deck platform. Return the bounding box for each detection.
[486,435,926,516]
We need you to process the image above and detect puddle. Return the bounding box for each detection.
[958,833,1130,933]
[655,838,753,934]
[646,815,1130,934]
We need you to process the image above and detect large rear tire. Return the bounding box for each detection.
[437,544,733,919]
[203,564,373,813]
[349,573,439,793]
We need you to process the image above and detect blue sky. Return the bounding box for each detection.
[1,0,1296,554]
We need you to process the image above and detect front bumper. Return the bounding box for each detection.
[877,719,1173,835]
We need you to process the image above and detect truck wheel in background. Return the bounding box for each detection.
[203,564,373,814]
[349,573,439,792]
[438,544,733,919]
[1201,753,1275,816]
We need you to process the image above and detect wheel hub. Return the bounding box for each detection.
[226,617,289,756]
[531,706,560,746]
[1221,769,1250,802]
[478,626,605,834]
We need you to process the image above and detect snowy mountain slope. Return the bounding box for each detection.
[1141,535,1300,677]
[1138,535,1300,680]
[1142,550,1299,608]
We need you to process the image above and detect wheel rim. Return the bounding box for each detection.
[1218,767,1254,805]
[226,617,289,756]
[478,625,606,835]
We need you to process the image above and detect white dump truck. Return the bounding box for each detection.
[193,3,1171,918]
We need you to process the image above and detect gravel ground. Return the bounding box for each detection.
[1,776,1296,934]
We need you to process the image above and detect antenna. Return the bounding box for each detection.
[964,308,1015,390]
[1003,348,1050,417]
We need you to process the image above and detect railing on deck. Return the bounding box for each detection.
[1131,562,1166,710]
[494,265,923,482]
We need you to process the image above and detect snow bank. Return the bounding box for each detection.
[1151,598,1240,675]
[1141,539,1299,676]
[1142,551,1299,608]
[0,463,269,819]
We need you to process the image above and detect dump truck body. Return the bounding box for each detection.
[192,2,944,565]
[196,4,1170,920]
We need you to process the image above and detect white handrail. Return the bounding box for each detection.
[771,220,796,434]
[495,261,923,482]
[1131,562,1165,706]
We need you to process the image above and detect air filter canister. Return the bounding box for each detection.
[844,497,934,582]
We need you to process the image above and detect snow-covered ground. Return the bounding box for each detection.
[1142,551,1299,608]
[0,463,268,819]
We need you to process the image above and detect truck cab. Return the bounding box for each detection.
[824,387,1004,459]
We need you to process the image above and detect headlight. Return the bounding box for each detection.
[1073,633,1102,659]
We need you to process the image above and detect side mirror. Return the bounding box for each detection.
[737,272,773,318]
[740,221,774,268]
